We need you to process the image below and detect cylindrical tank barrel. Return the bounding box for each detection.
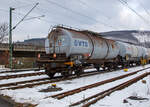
[116,42,132,58]
[46,28,120,60]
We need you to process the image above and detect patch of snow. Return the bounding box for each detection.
[92,76,150,107]
[0,70,45,76]
[0,68,10,72]
[0,65,150,107]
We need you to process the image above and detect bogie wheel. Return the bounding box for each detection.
[75,68,84,76]
[45,70,55,78]
[96,67,100,72]
[75,71,81,76]
[94,64,100,72]
[61,72,69,77]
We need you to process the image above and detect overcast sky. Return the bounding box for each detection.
[0,0,150,42]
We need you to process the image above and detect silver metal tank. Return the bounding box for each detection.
[143,47,148,58]
[46,27,120,60]
[130,45,138,58]
[116,41,132,58]
[46,28,72,56]
[147,48,150,58]
[67,30,119,59]
[117,41,148,59]
[137,46,144,58]
[137,46,148,58]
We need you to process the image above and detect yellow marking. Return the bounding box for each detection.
[124,69,128,72]
[141,59,147,65]
[51,84,56,87]
[64,62,74,67]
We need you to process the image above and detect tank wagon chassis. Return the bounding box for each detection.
[36,26,149,78]
[37,54,119,78]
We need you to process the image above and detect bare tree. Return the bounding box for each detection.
[0,23,8,43]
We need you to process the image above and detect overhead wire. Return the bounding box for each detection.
[12,3,39,30]
[118,0,150,26]
[30,1,116,30]
[14,3,37,9]
[137,0,150,18]
[0,8,23,19]
[36,7,90,25]
[44,0,118,30]
[0,1,125,31]
[38,18,77,28]
[0,5,57,28]
[118,0,150,47]
[21,0,130,30]
[0,7,36,20]
[12,0,128,31]
[17,0,149,31]
[78,0,132,30]
[23,0,116,29]
[12,0,88,29]
[9,0,150,31]
[136,0,150,47]
[78,0,110,20]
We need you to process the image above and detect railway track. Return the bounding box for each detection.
[43,67,150,107]
[71,72,150,107]
[0,68,105,90]
[0,66,149,107]
[0,71,106,90]
[0,68,43,74]
[0,72,45,80]
[0,77,50,88]
[0,66,149,90]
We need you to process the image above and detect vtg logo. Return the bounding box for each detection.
[74,39,88,47]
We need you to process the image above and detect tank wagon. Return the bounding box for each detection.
[117,42,148,62]
[37,26,149,78]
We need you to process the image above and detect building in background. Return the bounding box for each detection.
[16,38,45,47]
